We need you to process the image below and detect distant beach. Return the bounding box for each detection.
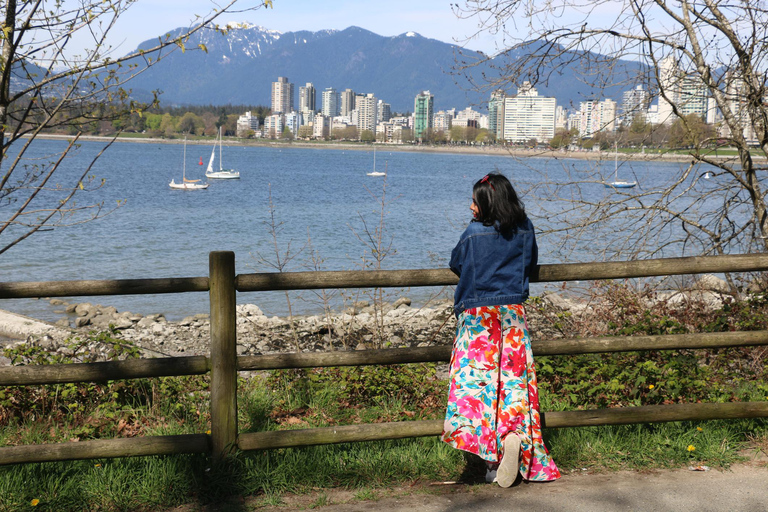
[31,133,743,163]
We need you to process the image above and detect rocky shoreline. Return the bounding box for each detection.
[1,274,732,364]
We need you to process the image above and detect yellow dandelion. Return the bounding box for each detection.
[31,499,40,506]
[696,427,703,432]
[94,463,102,467]
[648,384,655,390]
[687,445,696,452]
[206,430,211,435]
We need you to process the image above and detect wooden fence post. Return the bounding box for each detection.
[209,251,237,461]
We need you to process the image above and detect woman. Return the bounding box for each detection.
[441,173,560,487]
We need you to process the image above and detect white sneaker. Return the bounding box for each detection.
[496,434,521,488]
[485,469,498,483]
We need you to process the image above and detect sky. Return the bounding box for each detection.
[98,0,501,57]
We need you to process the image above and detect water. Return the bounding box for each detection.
[0,139,703,322]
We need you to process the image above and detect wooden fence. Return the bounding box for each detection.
[1,251,768,466]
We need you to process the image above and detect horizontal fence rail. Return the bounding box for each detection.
[0,434,210,465]
[4,330,767,386]
[2,251,768,467]
[3,253,767,300]
[0,276,209,299]
[238,402,768,451]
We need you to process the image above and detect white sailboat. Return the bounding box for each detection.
[604,144,636,189]
[366,146,386,176]
[206,127,240,179]
[170,137,209,190]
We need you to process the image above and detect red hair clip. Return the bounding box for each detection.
[480,175,495,190]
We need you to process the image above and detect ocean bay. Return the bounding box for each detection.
[1,139,697,322]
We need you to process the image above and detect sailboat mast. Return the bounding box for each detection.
[183,136,187,181]
[219,127,223,171]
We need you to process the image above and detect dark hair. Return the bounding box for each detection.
[472,173,527,232]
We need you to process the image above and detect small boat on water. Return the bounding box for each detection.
[170,137,209,190]
[604,145,636,189]
[366,146,386,176]
[206,127,240,179]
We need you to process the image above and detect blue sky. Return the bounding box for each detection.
[102,0,498,56]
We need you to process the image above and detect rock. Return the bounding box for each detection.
[237,304,264,317]
[75,303,93,317]
[112,317,134,330]
[65,304,78,313]
[49,299,66,306]
[74,317,91,328]
[55,317,71,328]
[541,292,574,310]
[101,306,118,316]
[695,274,730,293]
[393,297,412,308]
[353,301,370,309]
[355,343,368,350]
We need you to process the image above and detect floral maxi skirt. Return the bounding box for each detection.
[441,304,560,481]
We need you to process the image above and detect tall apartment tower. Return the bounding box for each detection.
[322,87,340,117]
[298,82,316,113]
[502,82,556,143]
[271,77,294,114]
[340,89,356,116]
[356,93,378,133]
[377,100,392,123]
[622,85,649,124]
[488,90,506,139]
[414,90,434,140]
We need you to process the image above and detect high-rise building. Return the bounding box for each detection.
[298,82,316,113]
[501,82,556,143]
[340,89,356,117]
[414,90,434,140]
[271,77,294,114]
[578,98,617,138]
[377,100,391,123]
[488,90,506,139]
[322,87,339,117]
[236,111,260,137]
[655,57,709,125]
[622,85,650,125]
[433,110,453,132]
[356,93,378,133]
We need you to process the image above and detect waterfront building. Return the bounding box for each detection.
[263,113,284,138]
[433,110,453,132]
[378,100,392,123]
[313,114,329,139]
[322,87,340,117]
[284,111,303,137]
[298,82,316,113]
[719,72,759,144]
[376,121,404,143]
[489,90,506,140]
[271,77,294,114]
[414,90,434,141]
[340,89,356,117]
[555,106,568,131]
[656,56,710,125]
[356,93,378,133]
[501,82,556,143]
[236,111,260,137]
[622,85,650,125]
[578,98,617,138]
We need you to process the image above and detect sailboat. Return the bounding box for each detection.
[205,127,240,179]
[170,137,209,190]
[366,146,386,176]
[604,144,636,189]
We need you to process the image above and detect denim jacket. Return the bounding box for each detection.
[449,218,538,317]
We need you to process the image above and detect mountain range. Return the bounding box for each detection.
[120,24,646,113]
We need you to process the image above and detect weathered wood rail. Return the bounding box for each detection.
[1,252,768,466]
